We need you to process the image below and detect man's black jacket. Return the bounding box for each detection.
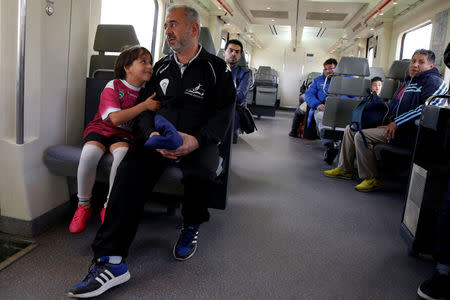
[134,47,236,148]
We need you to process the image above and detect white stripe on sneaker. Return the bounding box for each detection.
[95,277,105,285]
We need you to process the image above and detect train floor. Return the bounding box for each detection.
[0,110,434,299]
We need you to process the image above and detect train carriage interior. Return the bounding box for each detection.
[0,0,450,298]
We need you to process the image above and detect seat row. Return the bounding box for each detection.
[43,25,232,213]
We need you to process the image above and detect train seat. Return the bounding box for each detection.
[249,66,278,118]
[322,57,370,140]
[43,25,231,213]
[373,59,413,167]
[89,25,139,79]
[163,27,216,55]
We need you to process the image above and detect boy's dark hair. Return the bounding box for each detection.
[114,45,152,79]
[371,76,383,83]
[225,39,243,53]
[413,49,435,64]
[323,58,337,66]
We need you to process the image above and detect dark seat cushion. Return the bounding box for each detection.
[374,143,412,160]
[43,144,184,195]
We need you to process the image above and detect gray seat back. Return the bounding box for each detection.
[379,60,410,101]
[323,56,369,128]
[368,67,385,80]
[89,25,139,78]
[163,27,215,55]
[386,60,410,80]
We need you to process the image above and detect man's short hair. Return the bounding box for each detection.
[413,49,435,64]
[371,76,383,83]
[225,39,243,53]
[324,58,338,66]
[167,5,200,25]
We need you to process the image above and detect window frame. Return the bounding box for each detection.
[400,22,432,60]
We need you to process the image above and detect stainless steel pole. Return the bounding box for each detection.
[16,0,26,144]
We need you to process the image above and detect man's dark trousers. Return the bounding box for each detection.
[91,144,220,258]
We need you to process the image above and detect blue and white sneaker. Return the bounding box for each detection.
[173,224,200,261]
[68,256,130,298]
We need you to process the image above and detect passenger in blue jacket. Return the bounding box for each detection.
[324,49,448,192]
[305,58,338,164]
[223,39,252,144]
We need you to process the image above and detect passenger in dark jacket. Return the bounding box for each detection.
[324,49,448,193]
[68,5,236,298]
[222,39,252,143]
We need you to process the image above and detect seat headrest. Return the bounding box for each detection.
[386,60,410,79]
[199,27,215,55]
[93,25,139,52]
[163,27,215,55]
[334,57,370,76]
[328,76,369,97]
[368,67,385,80]
[237,54,247,67]
[217,48,225,60]
[257,66,272,74]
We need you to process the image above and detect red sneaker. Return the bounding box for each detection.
[69,205,92,233]
[100,207,106,224]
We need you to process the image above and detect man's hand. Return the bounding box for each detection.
[156,132,199,160]
[317,104,325,111]
[378,121,398,140]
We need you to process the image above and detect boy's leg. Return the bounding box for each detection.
[70,141,106,233]
[77,141,106,206]
[92,145,168,258]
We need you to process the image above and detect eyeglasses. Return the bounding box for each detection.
[323,67,335,72]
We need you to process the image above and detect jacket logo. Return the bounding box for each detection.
[160,79,169,95]
[118,91,124,99]
[184,83,205,99]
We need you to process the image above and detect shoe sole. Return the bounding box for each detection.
[417,286,443,300]
[355,185,383,192]
[173,244,197,261]
[323,173,352,180]
[67,271,130,298]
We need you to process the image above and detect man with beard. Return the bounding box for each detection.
[223,39,252,143]
[67,5,235,298]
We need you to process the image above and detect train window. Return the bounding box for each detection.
[400,23,432,60]
[221,38,226,50]
[367,48,374,67]
[100,0,157,53]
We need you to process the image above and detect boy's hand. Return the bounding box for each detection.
[143,93,160,111]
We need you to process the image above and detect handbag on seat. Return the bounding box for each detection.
[238,106,257,134]
[349,90,389,147]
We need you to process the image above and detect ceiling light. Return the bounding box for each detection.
[370,28,374,31]
[267,7,271,10]
[379,12,384,15]
[393,1,398,4]
[271,19,275,22]
[325,9,330,12]
[320,21,323,24]
[218,6,222,9]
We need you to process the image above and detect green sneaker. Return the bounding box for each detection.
[323,168,353,180]
[355,178,383,192]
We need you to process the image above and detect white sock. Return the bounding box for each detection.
[104,146,128,208]
[108,256,122,264]
[77,144,104,207]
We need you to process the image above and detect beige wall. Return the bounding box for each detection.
[0,0,89,221]
[251,39,331,107]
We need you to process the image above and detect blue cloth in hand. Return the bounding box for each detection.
[144,115,183,150]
